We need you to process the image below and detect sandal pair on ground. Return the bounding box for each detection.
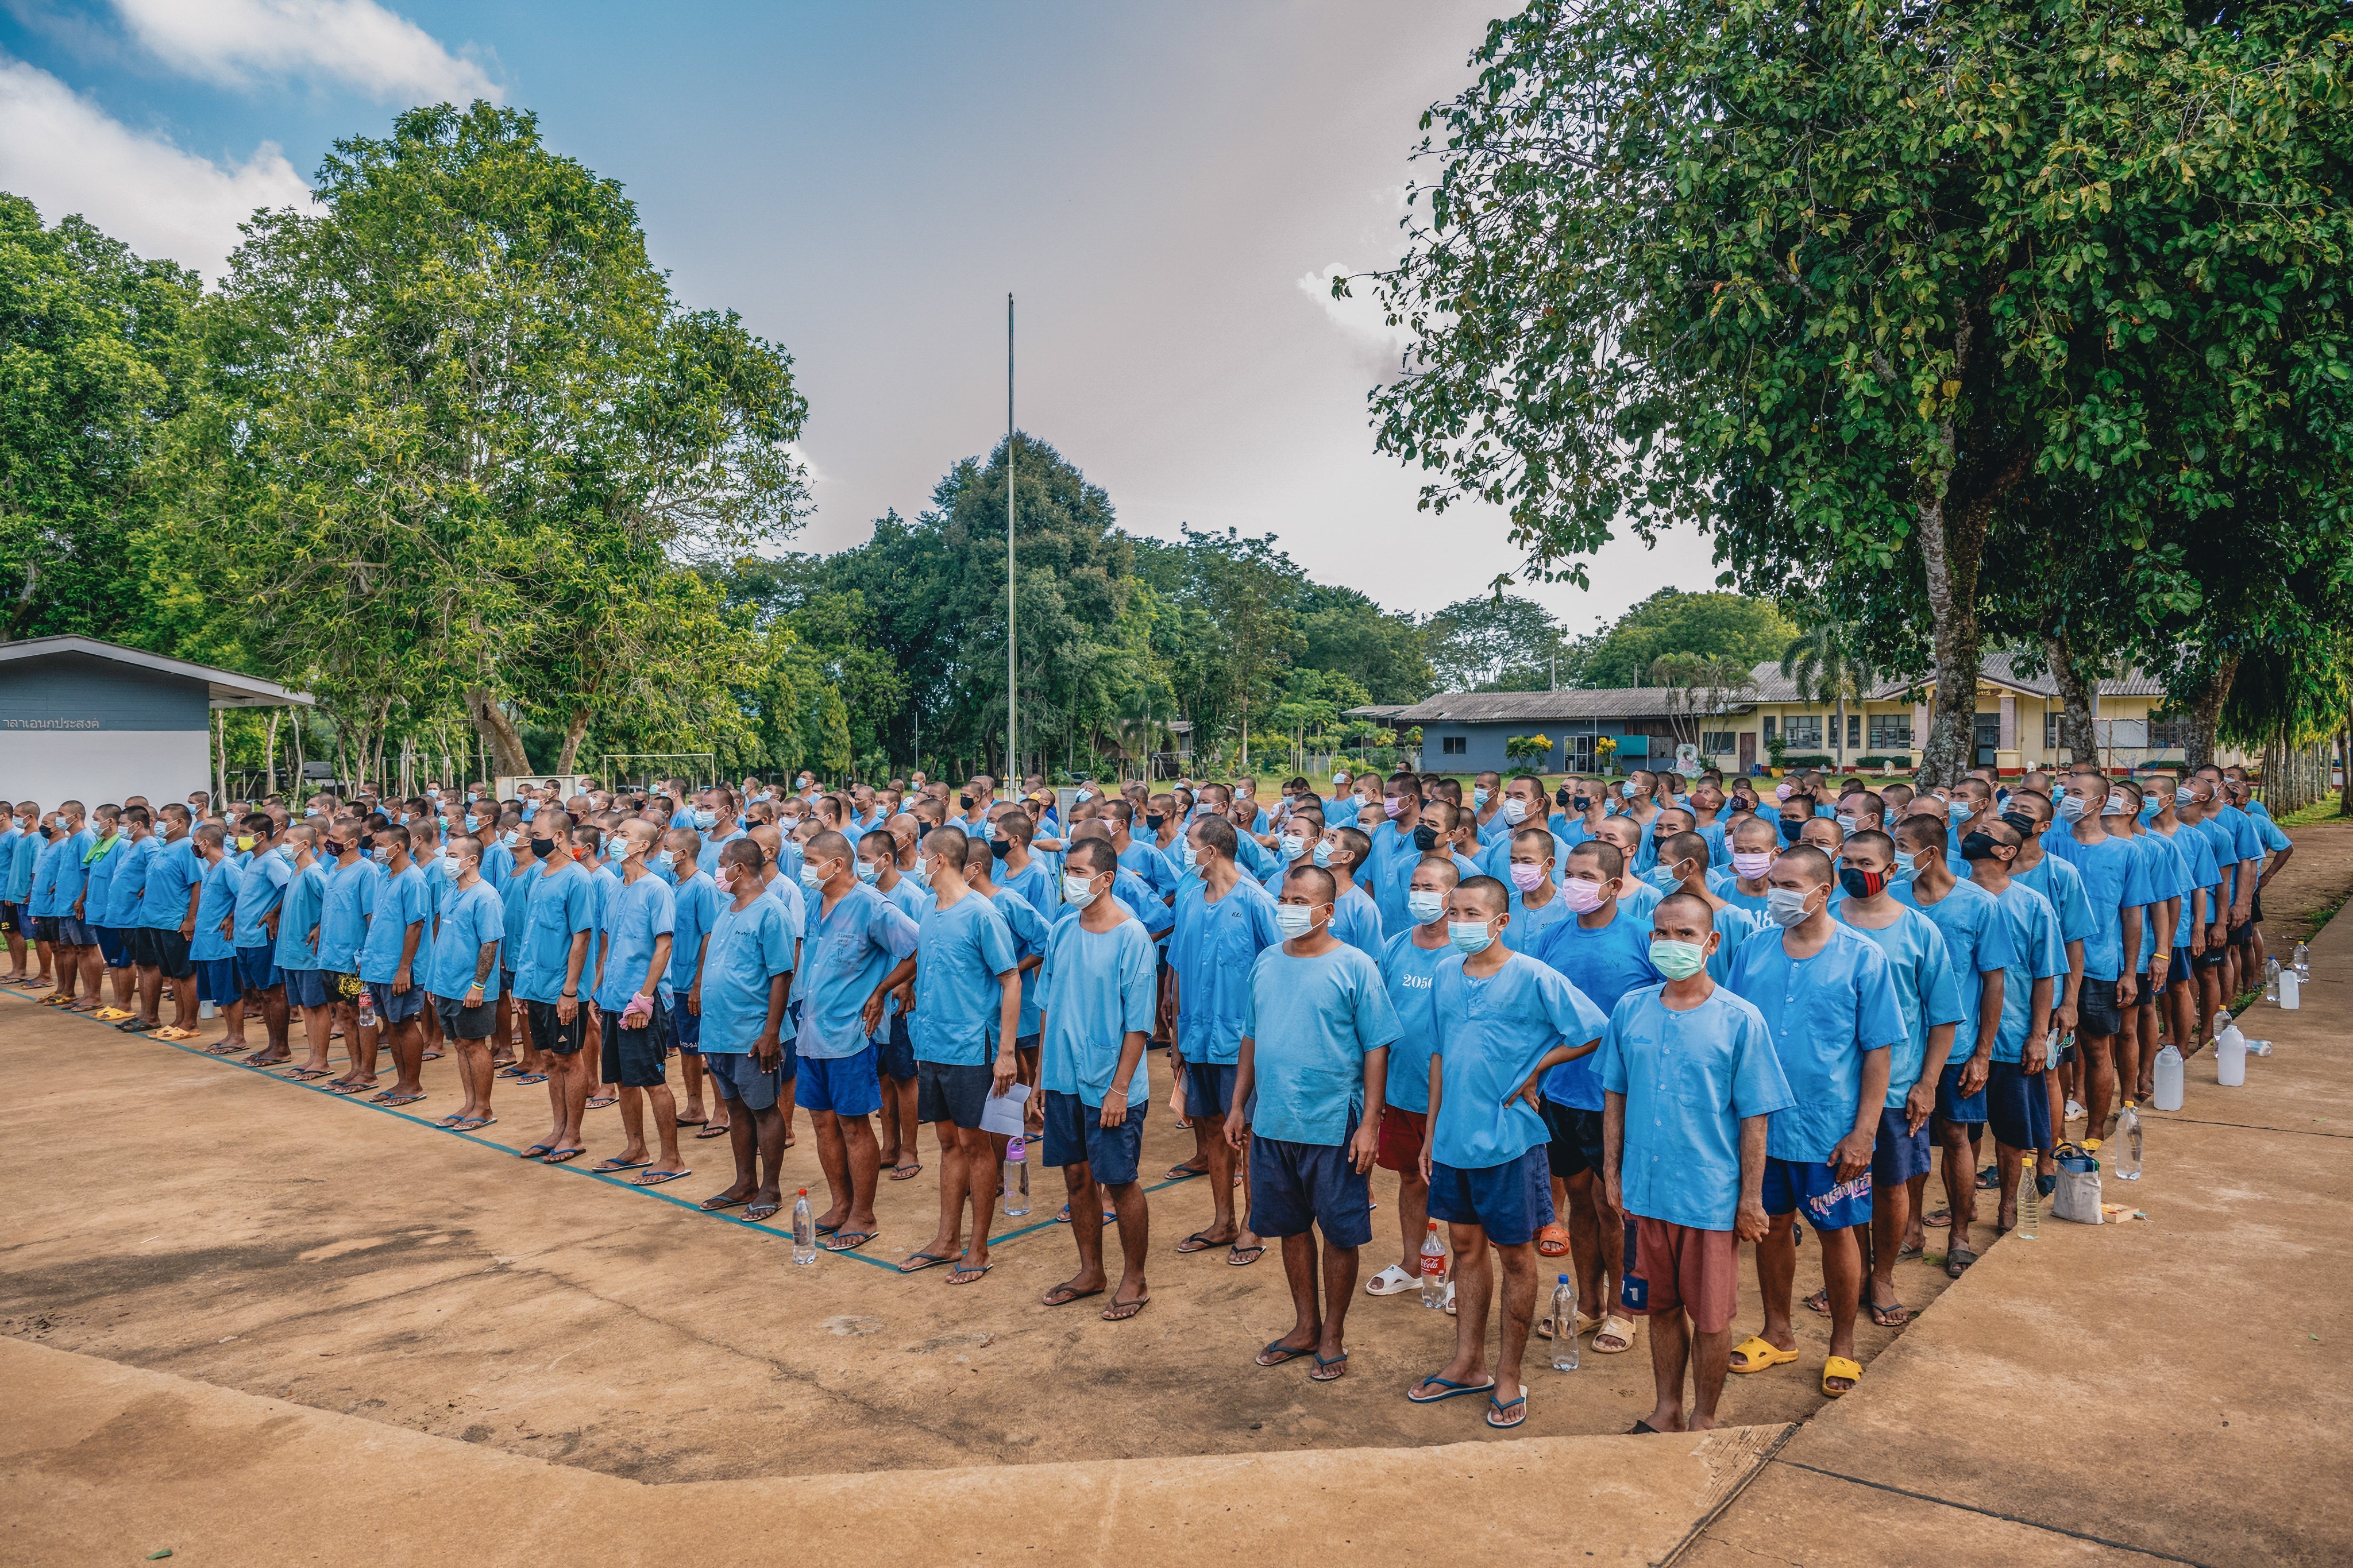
[1729,1335,1862,1396]
[1039,1280,1150,1321]
[1406,1370,1527,1429]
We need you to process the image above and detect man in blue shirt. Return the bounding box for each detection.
[31,800,98,1012]
[218,812,294,1064]
[1229,863,1400,1383]
[133,804,204,1038]
[2004,789,2092,1141]
[1415,875,1608,1429]
[1368,855,1461,1299]
[187,824,245,1053]
[2196,767,2263,999]
[588,820,685,1183]
[274,824,337,1080]
[857,824,932,1177]
[360,824,434,1107]
[2221,772,2289,984]
[514,809,599,1163]
[0,801,29,987]
[1726,844,1901,1398]
[2147,778,2220,1071]
[2045,768,2151,1145]
[1600,891,1791,1436]
[78,805,136,1016]
[694,839,797,1225]
[663,827,728,1144]
[313,815,379,1088]
[427,832,507,1132]
[1035,839,1159,1320]
[1962,820,2066,1251]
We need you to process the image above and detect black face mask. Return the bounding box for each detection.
[2000,812,2038,837]
[990,837,1012,859]
[1959,832,2002,862]
[1144,813,1164,831]
[322,838,345,857]
[1839,866,1888,899]
[1554,786,1573,808]
[529,836,556,858]
[958,795,974,810]
[1411,824,1440,852]
[1780,814,1807,844]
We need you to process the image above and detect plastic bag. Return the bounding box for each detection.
[2051,1150,2104,1225]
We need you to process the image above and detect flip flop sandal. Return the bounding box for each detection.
[695,1122,732,1138]
[1174,1230,1230,1255]
[495,1065,526,1078]
[1101,1293,1150,1322]
[1822,1355,1862,1397]
[888,1161,923,1180]
[1043,1283,1105,1307]
[519,1142,557,1160]
[585,1096,618,1110]
[1309,1350,1348,1382]
[821,1230,879,1252]
[1729,1335,1799,1374]
[1226,1244,1266,1266]
[514,1073,548,1086]
[742,1204,781,1223]
[328,1081,376,1095]
[897,1250,955,1273]
[1534,1310,1600,1342]
[542,1148,585,1165]
[451,1117,498,1131]
[947,1260,990,1284]
[1163,1164,1208,1182]
[674,1115,707,1127]
[1974,1167,2000,1189]
[634,1169,692,1187]
[1945,1246,1977,1279]
[205,1040,245,1054]
[1802,1288,1831,1316]
[283,1067,331,1080]
[593,1157,652,1172]
[1484,1385,1528,1428]
[1255,1338,1311,1368]
[700,1193,749,1212]
[1868,1297,1911,1328]
[1895,1241,1925,1261]
[1406,1374,1496,1404]
[377,1092,426,1106]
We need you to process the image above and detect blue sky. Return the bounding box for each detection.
[0,0,1720,632]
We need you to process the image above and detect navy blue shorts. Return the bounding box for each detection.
[1183,1059,1237,1118]
[916,1059,991,1127]
[797,1044,882,1117]
[367,980,427,1024]
[1040,1088,1146,1185]
[1541,1100,1605,1179]
[281,967,329,1009]
[1761,1155,1871,1230]
[670,1000,701,1051]
[707,1050,785,1110]
[54,916,96,946]
[875,1013,915,1079]
[1934,1060,1987,1125]
[1986,1060,2052,1152]
[1247,1119,1373,1247]
[1870,1107,1932,1187]
[1427,1146,1554,1246]
[234,944,279,994]
[2167,949,2194,987]
[196,957,241,1006]
[95,926,132,968]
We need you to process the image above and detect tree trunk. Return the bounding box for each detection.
[2181,657,2238,770]
[1915,488,1985,787]
[264,709,281,796]
[2341,721,2352,818]
[558,708,589,774]
[2044,632,2099,766]
[466,687,531,778]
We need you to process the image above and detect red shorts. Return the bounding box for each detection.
[1633,1217,1739,1334]
[1375,1105,1426,1173]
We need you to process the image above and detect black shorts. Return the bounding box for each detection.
[2077,976,2122,1037]
[2194,946,2227,971]
[600,1001,671,1088]
[134,927,195,979]
[2228,921,2254,948]
[32,916,59,943]
[527,998,588,1056]
[0,901,17,934]
[916,1059,992,1129]
[1542,1100,1606,1180]
[433,993,497,1040]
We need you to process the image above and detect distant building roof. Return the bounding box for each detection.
[1753,651,2167,704]
[1343,704,1414,721]
[0,636,314,708]
[1375,687,1753,724]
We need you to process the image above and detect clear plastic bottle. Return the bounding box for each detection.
[2294,939,2311,982]
[2113,1103,2143,1180]
[357,988,379,1032]
[791,1188,816,1265]
[2278,970,2300,1012]
[1002,1136,1031,1216]
[2264,957,2281,1002]
[1419,1220,1448,1310]
[2018,1159,2040,1239]
[1549,1275,1580,1371]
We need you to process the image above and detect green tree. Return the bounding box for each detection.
[1295,582,1433,704]
[1577,590,1795,689]
[1422,593,1561,691]
[1780,625,1876,771]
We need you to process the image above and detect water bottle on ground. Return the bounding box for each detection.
[2264,957,2280,1002]
[1549,1275,1580,1371]
[358,989,379,1032]
[2113,1103,2143,1180]
[2215,1011,2247,1087]
[792,1189,816,1265]
[2153,1044,2185,1111]
[2293,939,2311,982]
[1419,1219,1448,1310]
[2018,1158,2040,1239]
[1002,1136,1031,1216]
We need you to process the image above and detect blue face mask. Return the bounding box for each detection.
[1472,787,1490,807]
[693,808,716,829]
[653,849,675,873]
[855,860,880,884]
[1893,849,1916,880]
[1447,920,1495,955]
[1311,839,1334,868]
[1179,843,1198,870]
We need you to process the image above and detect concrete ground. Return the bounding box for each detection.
[5,828,2348,1565]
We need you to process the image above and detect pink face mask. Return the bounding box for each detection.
[1732,850,1774,879]
[1509,862,1546,893]
[1383,796,1405,819]
[1775,783,1793,801]
[1561,877,1606,913]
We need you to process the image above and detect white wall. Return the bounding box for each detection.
[0,728,211,810]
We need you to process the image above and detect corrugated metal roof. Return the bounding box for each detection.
[1849,651,2168,701]
[1382,688,1752,723]
[0,635,315,707]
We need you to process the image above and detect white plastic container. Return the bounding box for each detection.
[2279,970,2301,1010]
[2153,1044,2185,1110]
[2216,1024,2247,1087]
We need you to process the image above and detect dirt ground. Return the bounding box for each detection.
[2255,815,2353,949]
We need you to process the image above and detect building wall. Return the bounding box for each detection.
[0,652,216,805]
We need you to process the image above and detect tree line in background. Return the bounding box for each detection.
[1357,0,2353,788]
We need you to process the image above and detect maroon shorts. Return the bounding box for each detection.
[1375,1105,1426,1173]
[1633,1217,1739,1334]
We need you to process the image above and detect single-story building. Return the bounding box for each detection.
[0,636,313,808]
[1350,688,1750,776]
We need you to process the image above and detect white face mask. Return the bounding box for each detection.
[1500,797,1529,825]
[1063,872,1100,908]
[441,853,465,877]
[1406,889,1446,924]
[1279,833,1305,859]
[1766,886,1814,928]
[1274,902,1321,939]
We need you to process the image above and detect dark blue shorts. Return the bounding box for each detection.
[797,1044,882,1116]
[1934,1059,1988,1125]
[1247,1118,1373,1247]
[282,967,329,1009]
[875,1013,915,1079]
[1761,1155,1871,1231]
[95,926,132,968]
[234,944,279,994]
[916,1059,992,1128]
[367,980,427,1025]
[1427,1146,1554,1246]
[1040,1088,1146,1185]
[670,1001,701,1050]
[707,1050,785,1110]
[195,957,241,1006]
[1184,1058,1237,1118]
[1986,1060,2052,1152]
[1870,1107,1931,1187]
[54,916,96,946]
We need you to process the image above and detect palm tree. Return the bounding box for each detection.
[1781,624,1877,768]
[1648,654,1758,756]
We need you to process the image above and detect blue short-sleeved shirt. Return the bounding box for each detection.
[137,837,202,930]
[189,855,242,961]
[1171,876,1286,1065]
[1037,913,1159,1109]
[1430,952,1609,1169]
[796,882,920,1058]
[1726,925,1904,1162]
[1835,905,1966,1104]
[231,847,295,951]
[101,835,155,928]
[499,861,539,965]
[696,828,746,878]
[1703,902,1762,985]
[698,897,794,1054]
[1891,876,2015,1064]
[274,859,330,971]
[2188,816,2238,912]
[1379,930,1452,1114]
[2154,823,2220,945]
[2121,829,2189,971]
[81,832,124,918]
[316,858,378,974]
[1365,821,1428,934]
[1240,943,1401,1146]
[2038,833,2153,981]
[1981,879,2067,1063]
[427,878,506,1001]
[986,886,1051,1037]
[1598,986,1795,1230]
[1529,905,1661,1109]
[2012,851,2094,976]
[358,864,431,984]
[44,828,97,916]
[666,871,725,994]
[593,871,678,1013]
[1118,840,1179,903]
[999,858,1058,922]
[1328,886,1385,960]
[1502,887,1572,956]
[911,889,1020,1067]
[515,861,597,1004]
[6,828,38,903]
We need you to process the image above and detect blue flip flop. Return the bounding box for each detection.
[1485,1385,1529,1430]
[1407,1374,1498,1404]
[1255,1338,1311,1368]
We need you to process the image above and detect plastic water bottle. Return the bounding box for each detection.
[2153,1044,2185,1111]
[2113,1103,2143,1180]
[2293,939,2311,982]
[358,989,379,1031]
[1002,1136,1031,1216]
[2278,970,2300,1011]
[2264,957,2280,1002]
[2018,1160,2040,1239]
[1549,1275,1580,1371]
[1419,1220,1448,1310]
[791,1189,816,1264]
[2215,1011,2246,1087]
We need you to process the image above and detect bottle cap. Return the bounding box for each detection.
[797,1187,808,1195]
[1558,1273,1570,1283]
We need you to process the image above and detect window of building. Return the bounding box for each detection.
[2150,711,2192,750]
[2043,713,2061,751]
[1441,735,1467,756]
[1868,713,1913,750]
[1762,715,1777,740]
[1700,731,1736,753]
[1783,715,1822,748]
[1846,713,1862,750]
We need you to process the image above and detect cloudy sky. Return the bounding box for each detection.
[0,0,1721,635]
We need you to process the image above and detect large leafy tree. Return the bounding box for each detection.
[1422,592,1562,692]
[1573,589,1796,689]
[1359,0,2353,783]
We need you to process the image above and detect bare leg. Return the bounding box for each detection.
[1052,1164,1109,1301]
[1750,1211,1800,1358]
[643,1081,685,1177]
[1646,1308,1692,1431]
[1263,1232,1322,1361]
[1392,1163,1430,1279]
[1106,1177,1150,1312]
[957,1123,1001,1273]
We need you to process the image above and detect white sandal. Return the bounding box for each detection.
[1363,1264,1419,1297]
[1592,1311,1640,1353]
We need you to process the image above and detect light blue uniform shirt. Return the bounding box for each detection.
[47,827,98,916]
[478,839,515,888]
[2039,833,2153,981]
[1171,876,1285,1065]
[83,832,125,921]
[427,878,506,1001]
[696,828,746,878]
[1037,913,1158,1109]
[28,832,66,916]
[1502,886,1572,956]
[1598,986,1794,1230]
[232,848,295,951]
[1726,925,1904,1162]
[2012,851,2095,970]
[796,882,919,1058]
[515,861,596,1004]
[912,889,1019,1067]
[499,861,539,972]
[358,864,431,984]
[986,885,1052,1038]
[1364,820,1425,934]
[999,858,1058,920]
[1891,876,2014,1064]
[1379,930,1451,1115]
[189,855,242,961]
[138,837,202,930]
[2153,822,2219,946]
[6,828,37,903]
[593,872,677,1013]
[698,897,794,1054]
[2121,829,2188,973]
[1240,943,1400,1146]
[1430,952,1608,1169]
[1530,904,1661,1109]
[275,859,330,971]
[1119,840,1179,905]
[315,858,377,973]
[2187,816,2238,917]
[666,871,724,995]
[1835,904,1965,1105]
[1982,879,2066,1062]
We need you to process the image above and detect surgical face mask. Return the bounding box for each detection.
[1959,831,2004,862]
[1472,786,1490,807]
[2000,811,2038,837]
[1447,920,1495,955]
[1731,849,1773,879]
[1839,865,1888,899]
[2140,795,2162,820]
[653,849,676,873]
[1561,877,1606,914]
[692,808,716,829]
[908,859,933,888]
[1274,902,1321,940]
[1836,812,1860,833]
[529,836,555,858]
[1383,795,1405,819]
[1775,783,1793,801]
[1411,824,1440,852]
[1500,797,1529,825]
[1893,849,1917,878]
[2056,793,2089,822]
[1650,937,1708,981]
[1075,787,1093,803]
[1509,862,1546,893]
[234,834,256,852]
[1279,833,1305,859]
[1311,839,1336,868]
[799,863,827,890]
[440,852,464,877]
[1406,889,1446,924]
[989,836,1013,859]
[2103,793,2131,817]
[1765,885,1815,927]
[1179,841,1199,870]
[1063,872,1099,907]
[1332,771,1349,787]
[371,845,392,866]
[855,858,880,883]
[2174,787,2197,808]
[1648,862,1685,890]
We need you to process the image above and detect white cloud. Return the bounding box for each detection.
[1298,261,1418,385]
[0,53,311,279]
[109,0,500,102]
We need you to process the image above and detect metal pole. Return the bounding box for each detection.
[1007,292,1017,788]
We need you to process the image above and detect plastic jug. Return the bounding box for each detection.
[2153,1044,2185,1110]
[2216,1018,2246,1087]
[2279,970,2300,1010]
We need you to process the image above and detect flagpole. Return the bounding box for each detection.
[1007,292,1017,789]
